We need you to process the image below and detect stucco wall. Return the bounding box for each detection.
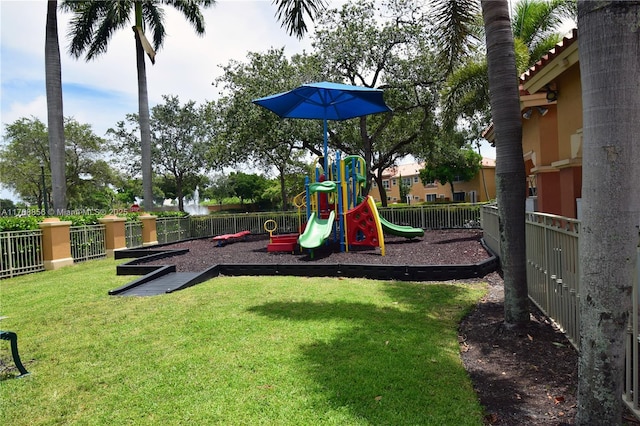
[556,64,583,161]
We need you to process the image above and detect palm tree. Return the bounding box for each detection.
[430,0,530,326]
[575,1,640,423]
[45,0,66,211]
[62,0,325,210]
[62,0,214,211]
[512,0,576,66]
[433,0,575,327]
[480,0,529,326]
[442,0,576,131]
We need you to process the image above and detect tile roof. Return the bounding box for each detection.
[520,28,578,84]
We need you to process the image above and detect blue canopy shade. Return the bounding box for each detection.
[252,82,391,172]
[252,82,391,121]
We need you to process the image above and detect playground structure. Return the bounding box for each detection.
[253,82,422,257]
[296,153,424,257]
[264,192,306,253]
[264,220,300,253]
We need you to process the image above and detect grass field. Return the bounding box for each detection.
[1,259,487,425]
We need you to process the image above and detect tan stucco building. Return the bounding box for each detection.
[368,159,496,204]
[485,29,583,219]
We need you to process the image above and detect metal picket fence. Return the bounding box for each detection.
[481,205,580,348]
[0,229,44,278]
[189,210,305,238]
[625,244,640,418]
[125,221,143,248]
[378,204,483,229]
[188,203,483,239]
[479,204,500,256]
[70,224,106,262]
[525,211,581,349]
[481,204,640,420]
[156,217,190,244]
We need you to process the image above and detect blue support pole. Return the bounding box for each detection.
[304,176,311,220]
[336,152,345,252]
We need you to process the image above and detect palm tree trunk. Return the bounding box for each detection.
[481,0,529,326]
[45,0,67,212]
[576,2,640,423]
[134,28,154,211]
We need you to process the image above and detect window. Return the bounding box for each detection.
[426,194,437,202]
[402,177,412,186]
[372,181,377,187]
[424,180,437,188]
[392,179,397,186]
[453,175,463,182]
[453,192,466,202]
[413,196,419,201]
[382,180,390,189]
[413,176,419,183]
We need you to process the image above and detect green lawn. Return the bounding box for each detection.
[1,259,487,425]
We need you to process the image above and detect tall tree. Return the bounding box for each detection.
[108,95,213,212]
[311,0,441,205]
[480,0,529,326]
[45,0,67,211]
[0,118,50,208]
[430,0,530,326]
[0,117,116,210]
[62,0,214,211]
[419,145,482,197]
[576,1,640,423]
[442,0,576,132]
[215,48,321,211]
[62,0,326,211]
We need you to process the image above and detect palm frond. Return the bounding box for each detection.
[431,0,482,73]
[63,0,133,60]
[512,0,575,48]
[272,0,327,39]
[162,0,213,34]
[141,3,166,51]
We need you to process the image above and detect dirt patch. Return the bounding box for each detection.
[460,272,579,425]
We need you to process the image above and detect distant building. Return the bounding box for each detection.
[367,159,496,204]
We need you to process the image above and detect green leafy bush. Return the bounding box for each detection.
[0,216,41,232]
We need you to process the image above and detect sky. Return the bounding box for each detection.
[0,0,496,202]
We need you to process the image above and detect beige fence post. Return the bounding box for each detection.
[98,215,127,257]
[39,218,74,270]
[140,214,158,246]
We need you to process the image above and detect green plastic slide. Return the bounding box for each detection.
[298,210,336,249]
[378,215,424,238]
[309,181,337,193]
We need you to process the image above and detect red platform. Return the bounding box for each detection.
[267,234,300,253]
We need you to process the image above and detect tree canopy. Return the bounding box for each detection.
[419,145,482,197]
[108,95,214,212]
[0,116,116,211]
[214,48,322,210]
[307,0,443,205]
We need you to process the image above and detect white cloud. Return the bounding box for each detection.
[3,95,47,125]
[1,0,315,138]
